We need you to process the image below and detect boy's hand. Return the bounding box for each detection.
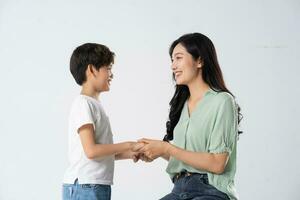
[132,152,141,162]
[139,153,153,162]
[130,142,145,162]
[131,142,156,162]
[131,142,145,152]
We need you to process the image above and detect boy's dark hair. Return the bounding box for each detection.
[70,43,115,85]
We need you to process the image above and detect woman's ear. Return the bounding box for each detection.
[196,58,203,69]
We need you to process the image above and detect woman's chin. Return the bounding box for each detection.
[175,80,185,85]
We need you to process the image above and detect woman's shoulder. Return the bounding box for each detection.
[212,91,234,103]
[207,91,236,111]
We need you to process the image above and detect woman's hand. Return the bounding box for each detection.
[137,138,170,160]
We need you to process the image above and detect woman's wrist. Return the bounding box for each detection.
[163,141,173,156]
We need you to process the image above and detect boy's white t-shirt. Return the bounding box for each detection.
[63,95,114,185]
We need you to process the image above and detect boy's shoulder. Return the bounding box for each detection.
[71,95,88,108]
[71,95,101,112]
[69,95,105,122]
[73,95,100,105]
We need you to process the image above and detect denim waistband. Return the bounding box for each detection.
[172,171,208,183]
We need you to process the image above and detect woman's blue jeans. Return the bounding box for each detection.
[160,173,230,200]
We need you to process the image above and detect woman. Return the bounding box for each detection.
[137,33,242,200]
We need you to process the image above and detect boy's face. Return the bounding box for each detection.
[92,64,113,92]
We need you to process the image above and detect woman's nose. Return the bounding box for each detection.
[171,62,177,71]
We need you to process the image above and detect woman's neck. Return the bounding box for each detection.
[187,77,210,102]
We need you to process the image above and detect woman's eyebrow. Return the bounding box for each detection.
[172,52,184,58]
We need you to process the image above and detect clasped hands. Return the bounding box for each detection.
[129,138,170,163]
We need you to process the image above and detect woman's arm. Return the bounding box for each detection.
[161,152,170,161]
[167,143,228,174]
[79,124,135,160]
[139,139,228,174]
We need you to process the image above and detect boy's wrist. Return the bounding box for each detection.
[125,142,135,151]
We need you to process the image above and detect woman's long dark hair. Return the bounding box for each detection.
[163,33,243,141]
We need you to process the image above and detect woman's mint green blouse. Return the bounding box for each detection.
[166,88,239,200]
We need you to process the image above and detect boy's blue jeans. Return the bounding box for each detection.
[160,173,230,200]
[62,179,111,200]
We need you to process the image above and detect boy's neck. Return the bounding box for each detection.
[80,83,100,100]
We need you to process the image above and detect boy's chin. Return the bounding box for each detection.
[103,87,110,92]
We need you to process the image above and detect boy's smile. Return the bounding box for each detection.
[95,65,113,92]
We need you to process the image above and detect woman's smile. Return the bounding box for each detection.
[174,71,182,78]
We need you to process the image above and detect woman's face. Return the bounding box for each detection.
[171,43,201,85]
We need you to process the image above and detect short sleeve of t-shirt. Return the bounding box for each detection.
[208,95,237,155]
[70,97,96,133]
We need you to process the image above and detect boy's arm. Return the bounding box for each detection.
[79,124,134,159]
[115,142,145,160]
[115,150,133,160]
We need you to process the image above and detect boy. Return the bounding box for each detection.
[62,43,141,200]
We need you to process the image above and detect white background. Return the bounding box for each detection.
[0,0,299,199]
